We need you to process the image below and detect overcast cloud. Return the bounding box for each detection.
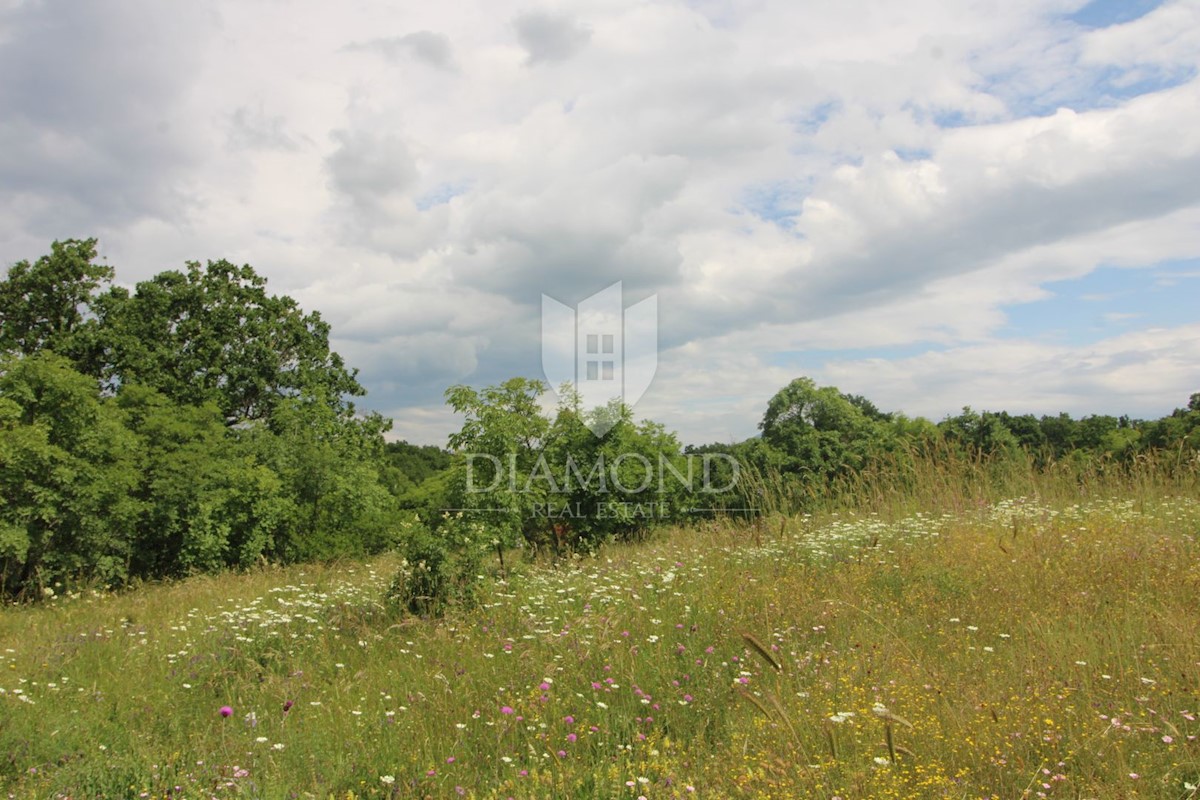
[1,0,1198,445]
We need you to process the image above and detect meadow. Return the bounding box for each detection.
[1,474,1199,798]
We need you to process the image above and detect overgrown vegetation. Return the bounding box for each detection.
[0,239,399,598]
[3,238,1200,796]
[0,456,1196,797]
[701,376,1200,519]
[3,239,1199,609]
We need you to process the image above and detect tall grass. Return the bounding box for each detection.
[0,453,1197,797]
[739,441,1200,518]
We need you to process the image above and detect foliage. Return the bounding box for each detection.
[115,385,291,576]
[381,440,452,497]
[758,377,887,487]
[0,240,400,599]
[96,259,364,425]
[387,513,492,616]
[0,238,112,372]
[443,379,689,555]
[0,353,141,597]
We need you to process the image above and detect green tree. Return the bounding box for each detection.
[247,397,397,562]
[444,379,688,553]
[758,377,884,487]
[0,238,112,373]
[939,407,1020,456]
[541,395,687,550]
[115,385,291,577]
[381,440,452,497]
[0,353,141,596]
[1,240,403,594]
[445,377,551,550]
[97,259,364,426]
[1039,413,1079,458]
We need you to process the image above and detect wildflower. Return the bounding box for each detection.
[380,775,395,785]
[219,706,233,718]
[501,706,514,715]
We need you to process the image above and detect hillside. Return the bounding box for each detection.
[2,493,1198,798]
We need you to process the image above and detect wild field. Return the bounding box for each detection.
[1,491,1199,799]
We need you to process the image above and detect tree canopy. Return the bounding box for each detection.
[0,239,400,599]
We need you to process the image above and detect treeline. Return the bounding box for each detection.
[0,239,434,599]
[692,377,1200,514]
[4,239,1197,604]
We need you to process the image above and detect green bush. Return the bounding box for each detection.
[387,513,493,616]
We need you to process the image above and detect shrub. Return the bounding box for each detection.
[387,513,493,616]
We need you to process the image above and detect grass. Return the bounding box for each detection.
[1,475,1199,797]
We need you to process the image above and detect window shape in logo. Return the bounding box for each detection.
[542,282,657,437]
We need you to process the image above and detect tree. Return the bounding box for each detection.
[382,440,451,497]
[0,353,141,596]
[444,377,550,550]
[443,378,687,553]
[99,259,364,426]
[0,238,112,373]
[842,392,892,422]
[115,385,291,577]
[939,407,1020,456]
[246,396,397,562]
[0,240,402,597]
[541,395,687,550]
[1039,413,1078,458]
[758,377,884,485]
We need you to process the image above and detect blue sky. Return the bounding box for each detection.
[1003,261,1200,347]
[1,0,1198,444]
[1069,0,1163,29]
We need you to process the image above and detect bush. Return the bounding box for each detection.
[387,513,493,616]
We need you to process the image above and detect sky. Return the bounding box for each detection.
[1,0,1198,447]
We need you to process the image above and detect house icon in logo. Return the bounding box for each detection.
[542,282,657,437]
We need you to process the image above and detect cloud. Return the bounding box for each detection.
[1080,0,1200,70]
[344,31,458,71]
[513,10,592,64]
[326,130,417,205]
[0,0,216,236]
[3,0,1200,445]
[226,104,300,151]
[819,322,1200,422]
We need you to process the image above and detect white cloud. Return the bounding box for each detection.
[513,10,592,64]
[818,322,1200,422]
[2,0,1199,445]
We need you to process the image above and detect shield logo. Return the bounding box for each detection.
[542,282,657,437]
